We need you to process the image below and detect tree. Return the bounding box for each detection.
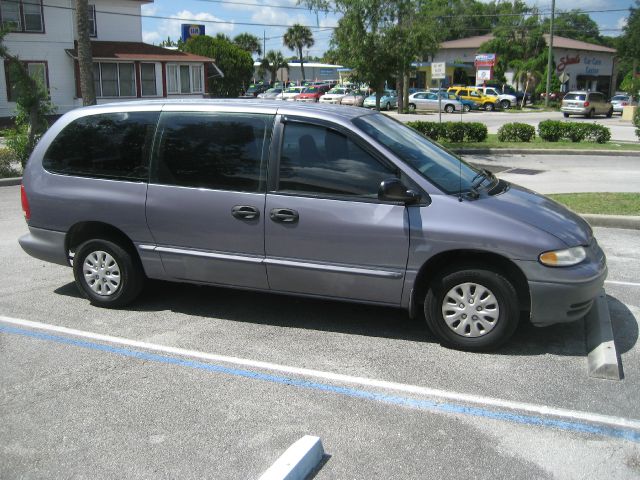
[234,33,262,57]
[182,35,254,97]
[260,50,289,83]
[283,24,314,81]
[159,37,177,48]
[619,1,640,100]
[0,30,55,167]
[75,0,96,106]
[542,10,602,45]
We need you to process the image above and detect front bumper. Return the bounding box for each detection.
[517,240,607,326]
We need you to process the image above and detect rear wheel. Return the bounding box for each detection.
[586,109,595,118]
[444,104,455,113]
[463,104,471,113]
[424,267,519,351]
[386,102,391,111]
[408,103,416,112]
[563,112,569,118]
[606,108,613,118]
[485,103,495,112]
[500,99,511,109]
[73,239,144,308]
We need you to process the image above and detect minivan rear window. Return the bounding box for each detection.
[564,93,586,101]
[152,112,273,192]
[43,111,159,181]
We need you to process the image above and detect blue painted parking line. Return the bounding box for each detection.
[2,323,639,443]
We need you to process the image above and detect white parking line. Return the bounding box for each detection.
[605,280,640,288]
[1,315,639,432]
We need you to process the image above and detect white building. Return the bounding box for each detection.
[0,0,215,118]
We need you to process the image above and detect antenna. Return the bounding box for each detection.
[458,158,463,202]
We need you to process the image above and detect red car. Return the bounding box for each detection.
[294,84,331,103]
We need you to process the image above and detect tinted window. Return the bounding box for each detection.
[154,112,272,192]
[278,122,397,198]
[564,93,586,101]
[458,89,468,96]
[43,111,158,180]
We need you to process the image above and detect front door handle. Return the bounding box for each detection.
[270,208,299,223]
[231,205,260,220]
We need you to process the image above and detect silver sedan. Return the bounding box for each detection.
[408,92,463,113]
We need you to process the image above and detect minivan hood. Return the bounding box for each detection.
[482,183,592,246]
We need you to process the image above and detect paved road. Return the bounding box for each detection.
[464,153,640,194]
[1,184,639,479]
[387,110,639,142]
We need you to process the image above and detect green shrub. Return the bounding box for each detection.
[0,147,20,178]
[581,124,611,143]
[538,120,564,142]
[497,122,535,142]
[406,121,487,143]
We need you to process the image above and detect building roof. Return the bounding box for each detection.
[439,34,616,54]
[65,41,214,62]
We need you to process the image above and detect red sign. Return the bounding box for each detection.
[475,53,496,67]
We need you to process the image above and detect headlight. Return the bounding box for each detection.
[539,246,586,267]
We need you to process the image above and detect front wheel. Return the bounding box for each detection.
[563,112,569,118]
[424,268,519,351]
[606,108,613,118]
[408,103,416,112]
[73,239,145,308]
[463,104,471,112]
[485,103,495,112]
[444,104,455,113]
[500,99,511,109]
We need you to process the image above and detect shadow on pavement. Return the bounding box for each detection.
[608,294,639,357]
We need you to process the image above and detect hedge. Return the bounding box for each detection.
[0,147,20,178]
[538,120,611,144]
[406,121,488,143]
[497,123,535,142]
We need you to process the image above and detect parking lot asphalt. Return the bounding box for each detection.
[387,110,638,142]
[1,184,640,479]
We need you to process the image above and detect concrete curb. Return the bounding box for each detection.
[0,177,21,186]
[582,214,640,230]
[258,435,325,480]
[585,289,622,380]
[454,148,640,156]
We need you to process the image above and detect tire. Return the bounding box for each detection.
[386,102,391,111]
[500,99,511,109]
[586,109,595,119]
[606,108,613,118]
[408,103,416,112]
[485,103,495,112]
[73,239,144,308]
[463,104,470,113]
[424,267,519,351]
[444,104,455,113]
[563,112,569,118]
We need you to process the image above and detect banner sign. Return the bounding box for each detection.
[474,53,496,67]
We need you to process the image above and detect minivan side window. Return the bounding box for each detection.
[43,112,159,181]
[153,112,273,192]
[278,122,397,198]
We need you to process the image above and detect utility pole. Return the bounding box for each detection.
[544,0,555,108]
[263,30,266,60]
[75,0,96,105]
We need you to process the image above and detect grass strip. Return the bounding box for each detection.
[548,193,640,216]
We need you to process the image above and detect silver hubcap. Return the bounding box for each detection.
[83,250,121,296]
[441,282,500,338]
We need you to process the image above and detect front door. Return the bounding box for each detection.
[264,119,410,304]
[146,111,273,289]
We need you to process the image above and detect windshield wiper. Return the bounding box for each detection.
[466,169,497,199]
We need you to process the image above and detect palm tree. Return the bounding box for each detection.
[260,50,289,83]
[234,33,262,57]
[283,24,314,82]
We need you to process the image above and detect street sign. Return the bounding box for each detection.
[181,24,205,42]
[558,72,570,84]
[431,62,446,80]
[474,53,496,67]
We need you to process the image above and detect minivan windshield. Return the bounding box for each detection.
[353,113,489,195]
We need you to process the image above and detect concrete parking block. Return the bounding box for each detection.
[258,435,325,480]
[586,289,622,380]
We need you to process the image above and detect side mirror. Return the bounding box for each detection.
[378,178,419,204]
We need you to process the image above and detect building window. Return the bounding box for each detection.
[0,0,44,33]
[140,63,157,96]
[166,63,204,94]
[5,60,48,102]
[93,62,136,98]
[87,4,96,37]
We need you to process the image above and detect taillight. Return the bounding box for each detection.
[584,101,590,107]
[622,102,628,106]
[20,184,30,221]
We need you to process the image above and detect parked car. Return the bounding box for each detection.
[363,90,398,110]
[239,83,270,98]
[476,86,517,109]
[319,86,352,104]
[610,94,635,114]
[19,100,607,351]
[295,85,331,103]
[281,86,306,101]
[561,91,613,118]
[408,91,462,113]
[257,88,283,100]
[479,83,531,105]
[447,87,499,111]
[339,90,367,107]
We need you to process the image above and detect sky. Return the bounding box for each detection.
[140,0,635,59]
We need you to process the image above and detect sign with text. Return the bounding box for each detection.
[181,24,205,42]
[474,53,496,67]
[476,67,492,81]
[431,62,446,80]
